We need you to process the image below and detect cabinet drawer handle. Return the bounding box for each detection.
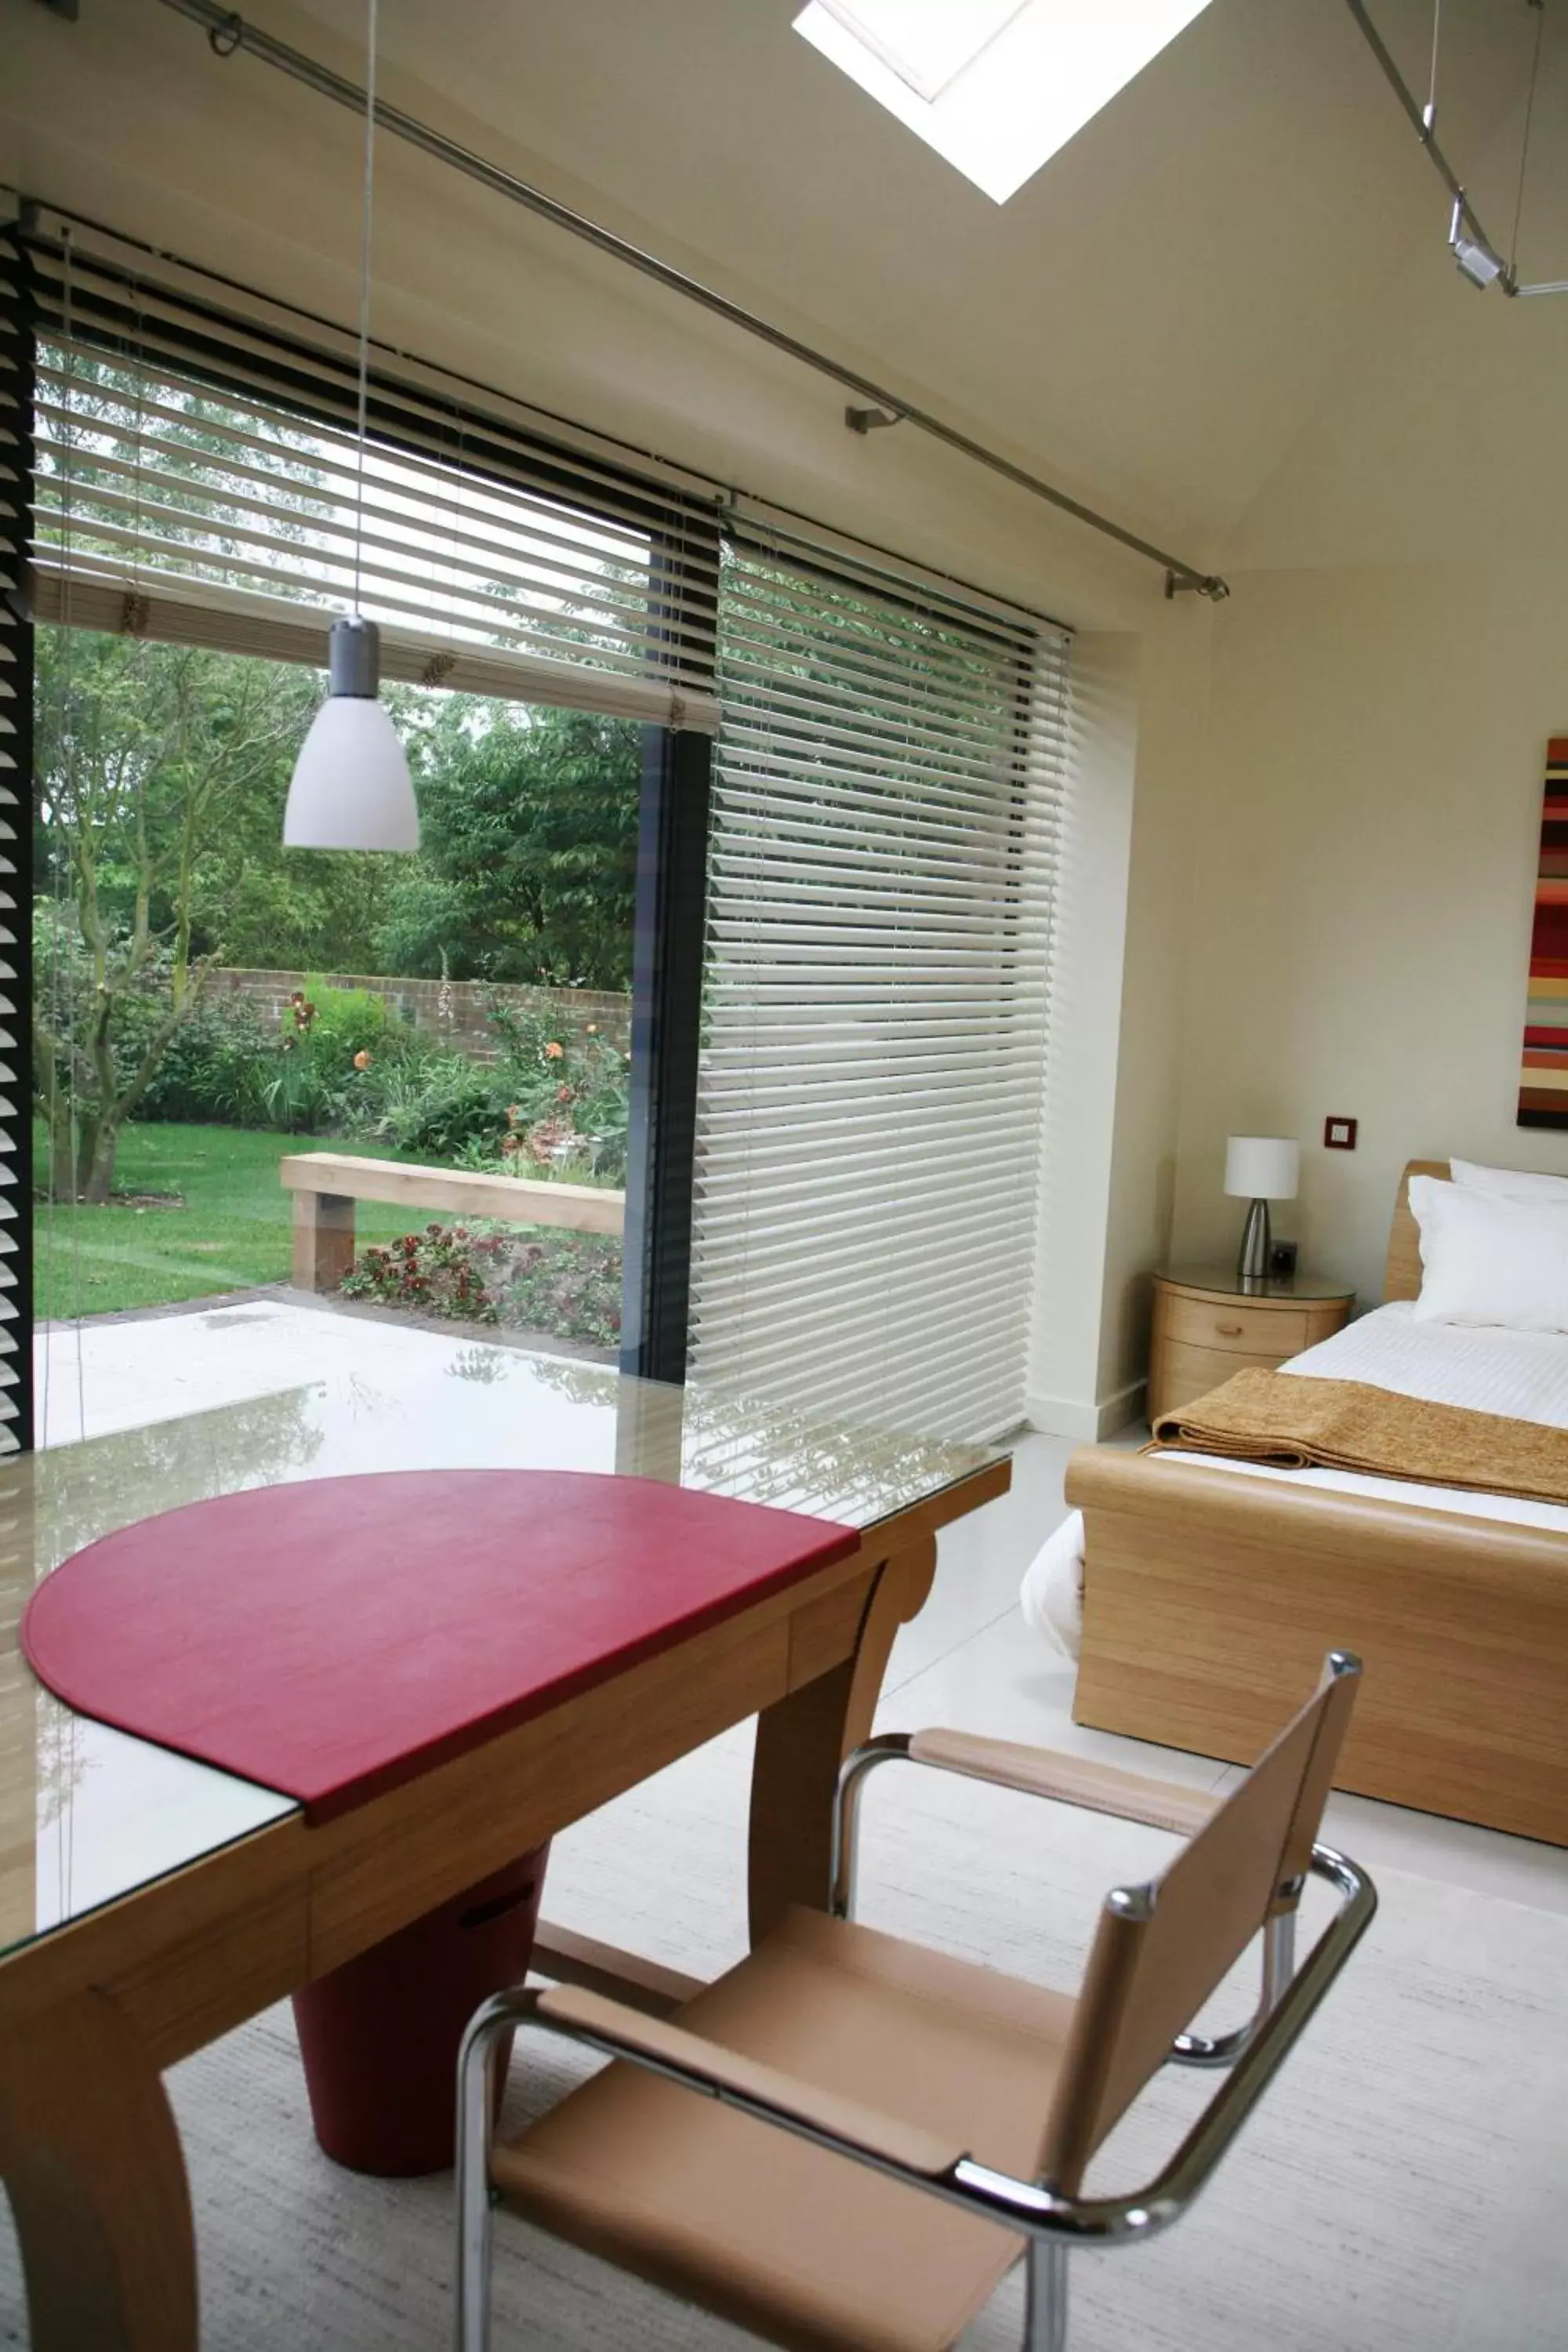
[1216,1321,1245,1337]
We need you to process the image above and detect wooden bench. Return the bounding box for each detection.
[279,1151,626,1293]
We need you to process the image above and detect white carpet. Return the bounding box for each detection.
[5,1722,1566,2349]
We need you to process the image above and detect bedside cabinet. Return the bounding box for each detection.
[1148,1266,1355,1425]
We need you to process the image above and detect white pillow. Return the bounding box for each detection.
[1409,1174,1568,1331]
[1450,1157,1568,1204]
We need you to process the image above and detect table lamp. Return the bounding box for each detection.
[1225,1134,1300,1283]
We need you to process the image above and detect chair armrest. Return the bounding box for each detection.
[907,1728,1220,1839]
[535,1984,964,2180]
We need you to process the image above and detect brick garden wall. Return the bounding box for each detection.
[205,967,631,1058]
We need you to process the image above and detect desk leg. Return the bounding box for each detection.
[748,1538,937,1946]
[0,1988,197,2351]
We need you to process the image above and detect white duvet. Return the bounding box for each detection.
[1020,1302,1568,1662]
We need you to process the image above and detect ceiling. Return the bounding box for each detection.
[284,0,1556,559]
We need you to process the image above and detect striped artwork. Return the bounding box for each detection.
[1519,739,1568,1128]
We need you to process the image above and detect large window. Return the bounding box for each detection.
[688,534,1066,1443]
[32,627,643,1428]
[7,209,1067,1459]
[16,215,718,1449]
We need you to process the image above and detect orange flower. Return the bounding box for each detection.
[353,1049,372,1070]
[544,1041,564,1058]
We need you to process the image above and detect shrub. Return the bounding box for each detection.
[341,1005,630,1178]
[127,993,278,1127]
[340,1221,499,1323]
[340,1220,622,1348]
[32,908,278,1131]
[472,1007,631,1184]
[500,1231,622,1346]
[260,980,416,1135]
[296,977,402,1073]
[352,1051,517,1158]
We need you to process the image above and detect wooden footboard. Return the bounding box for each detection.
[1064,1446,1568,1846]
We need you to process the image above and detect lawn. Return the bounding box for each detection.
[33,1123,441,1319]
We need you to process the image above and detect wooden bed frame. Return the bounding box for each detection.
[1065,1160,1568,1846]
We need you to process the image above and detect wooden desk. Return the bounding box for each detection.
[0,1348,1007,2350]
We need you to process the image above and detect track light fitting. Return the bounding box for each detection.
[1450,198,1507,290]
[1348,1,1565,303]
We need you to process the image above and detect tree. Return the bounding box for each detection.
[376,698,641,989]
[32,628,318,1200]
[183,753,402,974]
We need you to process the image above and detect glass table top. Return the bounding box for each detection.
[3,1321,1004,1965]
[1159,1264,1356,1303]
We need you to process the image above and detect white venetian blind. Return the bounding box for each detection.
[24,223,720,732]
[688,533,1065,1445]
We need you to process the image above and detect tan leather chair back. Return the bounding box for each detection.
[1038,1653,1359,2195]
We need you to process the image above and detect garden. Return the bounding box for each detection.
[34,627,638,1354]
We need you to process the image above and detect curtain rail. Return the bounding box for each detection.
[157,0,1229,601]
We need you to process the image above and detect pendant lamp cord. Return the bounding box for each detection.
[1508,0,1546,285]
[352,0,378,615]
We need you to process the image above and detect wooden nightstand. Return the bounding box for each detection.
[1148,1266,1355,1425]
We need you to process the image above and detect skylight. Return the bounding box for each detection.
[794,0,1219,204]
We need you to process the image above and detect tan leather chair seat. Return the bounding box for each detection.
[493,1904,1076,2352]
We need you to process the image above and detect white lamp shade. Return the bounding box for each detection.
[1225,1134,1299,1201]
[284,694,419,851]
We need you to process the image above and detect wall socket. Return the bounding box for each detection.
[1269,1240,1299,1278]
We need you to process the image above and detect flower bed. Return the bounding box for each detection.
[339,1220,622,1351]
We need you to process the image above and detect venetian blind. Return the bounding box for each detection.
[0,223,29,1452]
[23,221,720,731]
[687,534,1065,1446]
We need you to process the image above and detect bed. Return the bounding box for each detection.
[1042,1160,1568,1846]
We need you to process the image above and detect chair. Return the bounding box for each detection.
[455,1650,1374,2352]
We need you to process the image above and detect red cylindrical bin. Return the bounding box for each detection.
[292,1842,550,2176]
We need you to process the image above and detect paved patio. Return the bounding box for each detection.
[32,1289,599,1447]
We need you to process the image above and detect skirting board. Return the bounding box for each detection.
[1025,1380,1147,1442]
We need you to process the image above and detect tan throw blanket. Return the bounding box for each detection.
[1149,1367,1568,1508]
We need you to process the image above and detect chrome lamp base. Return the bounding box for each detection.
[1236,1198,1271,1285]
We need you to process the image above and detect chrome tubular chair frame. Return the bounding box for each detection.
[831,1737,1301,2066]
[454,1817,1374,2351]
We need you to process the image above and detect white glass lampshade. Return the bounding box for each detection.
[1225,1134,1300,1202]
[284,618,419,851]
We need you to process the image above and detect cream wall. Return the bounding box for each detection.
[1168,559,1568,1309]
[1028,633,1141,1439]
[1028,610,1213,1436]
[1160,19,1568,1346]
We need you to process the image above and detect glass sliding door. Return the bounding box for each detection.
[16,212,717,1449]
[688,534,1067,1446]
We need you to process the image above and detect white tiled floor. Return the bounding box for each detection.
[879,1428,1568,1916]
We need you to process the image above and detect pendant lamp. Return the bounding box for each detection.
[284,0,419,852]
